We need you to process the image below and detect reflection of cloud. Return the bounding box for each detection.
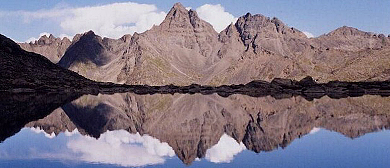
[64,129,79,136]
[30,127,55,139]
[196,4,237,32]
[205,134,246,163]
[67,130,175,167]
[309,127,321,134]
[3,129,175,167]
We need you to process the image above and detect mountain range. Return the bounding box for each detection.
[18,3,390,85]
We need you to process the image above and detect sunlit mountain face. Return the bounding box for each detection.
[1,92,390,167]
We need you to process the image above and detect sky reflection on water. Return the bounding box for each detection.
[0,127,389,168]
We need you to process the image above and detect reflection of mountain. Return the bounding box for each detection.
[0,92,81,142]
[24,93,390,164]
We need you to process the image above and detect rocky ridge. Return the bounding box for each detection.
[19,34,71,63]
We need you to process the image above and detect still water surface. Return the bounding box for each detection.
[0,93,389,167]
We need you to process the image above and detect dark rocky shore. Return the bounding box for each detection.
[119,76,390,100]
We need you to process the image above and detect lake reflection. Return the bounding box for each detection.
[1,93,390,167]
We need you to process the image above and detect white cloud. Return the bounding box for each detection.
[303,31,315,38]
[196,4,237,33]
[67,130,175,167]
[4,2,239,41]
[205,134,246,163]
[309,127,321,134]
[17,2,166,39]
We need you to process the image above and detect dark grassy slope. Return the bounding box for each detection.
[0,34,100,92]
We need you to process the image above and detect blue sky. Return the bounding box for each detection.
[0,0,389,42]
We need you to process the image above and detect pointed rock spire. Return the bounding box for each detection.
[158,2,215,32]
[165,2,189,22]
[169,2,188,16]
[36,34,60,45]
[326,26,371,37]
[159,2,192,30]
[49,34,55,39]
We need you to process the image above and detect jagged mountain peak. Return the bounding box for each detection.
[164,2,190,23]
[324,26,389,40]
[84,30,97,36]
[235,13,304,36]
[119,34,132,42]
[314,26,390,51]
[238,12,270,23]
[71,30,98,43]
[77,30,101,42]
[36,34,55,41]
[34,34,66,45]
[326,26,372,37]
[171,2,187,12]
[157,2,215,32]
[18,33,72,63]
[232,12,308,55]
